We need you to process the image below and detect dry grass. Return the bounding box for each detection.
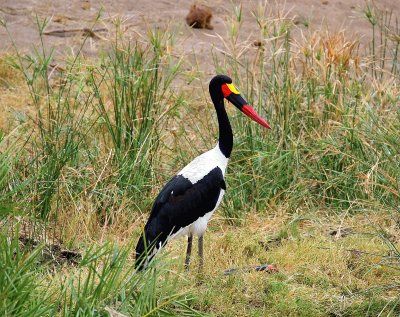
[0,55,31,130]
[146,210,395,316]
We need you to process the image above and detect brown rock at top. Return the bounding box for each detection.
[186,4,213,30]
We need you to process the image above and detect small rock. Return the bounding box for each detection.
[186,4,213,30]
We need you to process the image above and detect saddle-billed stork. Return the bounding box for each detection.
[135,74,270,271]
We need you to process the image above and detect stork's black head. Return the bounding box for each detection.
[209,74,271,129]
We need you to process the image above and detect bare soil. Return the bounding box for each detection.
[1,0,399,75]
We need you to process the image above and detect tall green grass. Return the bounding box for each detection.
[4,17,94,224]
[0,18,183,241]
[0,228,51,317]
[0,226,204,317]
[209,2,400,221]
[0,18,199,317]
[90,27,182,200]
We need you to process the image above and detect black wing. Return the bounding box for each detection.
[135,167,226,267]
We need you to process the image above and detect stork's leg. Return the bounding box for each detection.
[184,234,193,271]
[198,235,204,272]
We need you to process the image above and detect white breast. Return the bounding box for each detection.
[178,144,229,183]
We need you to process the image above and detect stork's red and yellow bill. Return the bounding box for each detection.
[222,83,271,129]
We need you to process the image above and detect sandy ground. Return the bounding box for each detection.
[0,0,399,75]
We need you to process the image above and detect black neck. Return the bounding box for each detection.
[213,98,233,158]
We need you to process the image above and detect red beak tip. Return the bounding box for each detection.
[242,104,271,130]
